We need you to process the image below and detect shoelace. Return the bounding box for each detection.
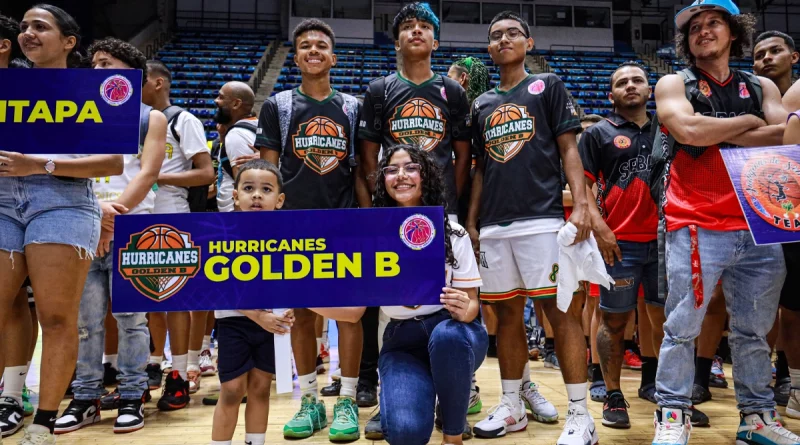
[605,395,629,412]
[564,408,587,432]
[22,428,52,445]
[486,402,516,421]
[744,420,800,441]
[655,421,685,442]
[335,401,357,424]
[522,385,547,405]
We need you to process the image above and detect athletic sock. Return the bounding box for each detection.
[32,408,58,434]
[103,354,119,370]
[210,441,232,445]
[522,363,531,385]
[2,365,27,405]
[188,349,201,370]
[566,383,588,408]
[172,354,189,380]
[149,355,163,365]
[340,376,358,399]
[624,340,637,352]
[298,372,318,397]
[640,356,658,388]
[606,389,623,399]
[501,379,523,411]
[776,351,790,382]
[695,357,713,390]
[202,335,211,352]
[790,368,800,388]
[245,433,266,445]
[591,364,604,383]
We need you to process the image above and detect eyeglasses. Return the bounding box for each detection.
[489,27,527,42]
[382,163,421,177]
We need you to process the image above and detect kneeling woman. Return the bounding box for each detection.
[320,144,488,445]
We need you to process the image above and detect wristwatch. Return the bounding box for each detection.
[44,159,55,175]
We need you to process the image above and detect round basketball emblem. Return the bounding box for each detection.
[614,135,631,149]
[100,75,133,106]
[528,79,546,95]
[400,214,436,250]
[698,80,712,98]
[741,154,800,231]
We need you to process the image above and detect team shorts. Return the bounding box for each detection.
[780,242,800,311]
[0,176,100,257]
[479,232,560,301]
[217,316,276,383]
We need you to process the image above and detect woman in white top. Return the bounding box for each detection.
[0,4,123,444]
[320,143,488,445]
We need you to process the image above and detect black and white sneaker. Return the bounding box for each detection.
[54,399,101,434]
[114,398,145,434]
[0,396,25,437]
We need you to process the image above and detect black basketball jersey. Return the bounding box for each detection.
[359,73,470,213]
[471,73,581,228]
[255,89,357,210]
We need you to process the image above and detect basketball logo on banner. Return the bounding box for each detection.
[741,154,800,231]
[118,224,202,301]
[100,75,133,106]
[400,214,436,250]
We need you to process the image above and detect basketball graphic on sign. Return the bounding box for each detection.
[400,214,436,250]
[741,154,800,231]
[100,75,133,106]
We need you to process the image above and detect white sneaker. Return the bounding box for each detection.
[19,427,56,445]
[199,349,217,376]
[652,408,691,445]
[473,396,527,438]
[521,382,558,423]
[161,360,172,374]
[557,402,598,445]
[736,410,800,445]
[787,388,800,419]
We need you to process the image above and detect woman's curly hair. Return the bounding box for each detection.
[451,56,491,104]
[676,12,757,66]
[373,144,465,268]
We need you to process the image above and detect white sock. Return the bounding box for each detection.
[298,372,318,397]
[340,377,358,399]
[566,383,588,408]
[209,441,232,445]
[1,365,27,405]
[245,432,266,445]
[172,354,189,380]
[790,368,800,388]
[316,338,323,354]
[150,355,163,365]
[501,379,523,410]
[103,354,119,370]
[188,350,201,370]
[522,363,531,385]
[202,335,211,351]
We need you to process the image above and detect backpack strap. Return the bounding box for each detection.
[219,122,258,179]
[368,77,386,133]
[441,76,465,140]
[162,105,185,143]
[275,90,294,156]
[738,70,764,118]
[139,103,153,150]
[341,93,360,168]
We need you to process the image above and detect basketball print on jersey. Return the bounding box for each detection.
[389,98,446,152]
[292,116,349,175]
[482,104,535,163]
[742,154,800,230]
[118,224,201,302]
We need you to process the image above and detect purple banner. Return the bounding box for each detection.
[720,145,800,245]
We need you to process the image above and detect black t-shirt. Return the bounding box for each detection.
[255,89,357,210]
[579,112,658,242]
[359,73,470,213]
[471,73,581,227]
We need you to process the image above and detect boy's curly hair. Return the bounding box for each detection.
[88,38,147,86]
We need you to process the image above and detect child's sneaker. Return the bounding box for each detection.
[284,394,327,439]
[329,397,359,442]
[521,382,558,423]
[199,350,216,376]
[157,371,190,411]
[54,399,101,434]
[736,410,800,445]
[651,408,691,445]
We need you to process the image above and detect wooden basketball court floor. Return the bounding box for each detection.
[6,342,799,444]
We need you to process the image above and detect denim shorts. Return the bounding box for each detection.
[0,175,101,258]
[599,240,664,313]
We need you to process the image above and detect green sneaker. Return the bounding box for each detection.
[329,397,360,442]
[21,385,34,416]
[283,394,327,439]
[468,386,482,414]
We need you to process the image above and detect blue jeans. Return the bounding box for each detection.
[600,240,663,313]
[73,243,150,400]
[656,227,785,413]
[379,310,488,445]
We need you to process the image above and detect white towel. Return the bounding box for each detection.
[556,222,614,312]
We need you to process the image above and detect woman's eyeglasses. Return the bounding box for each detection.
[382,163,421,177]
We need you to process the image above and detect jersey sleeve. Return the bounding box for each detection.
[545,76,582,137]
[470,102,485,158]
[178,114,210,160]
[224,129,256,161]
[450,232,483,289]
[358,84,382,143]
[578,129,602,183]
[254,98,281,152]
[452,85,471,141]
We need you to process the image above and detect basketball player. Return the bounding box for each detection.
[142,60,215,410]
[256,19,366,442]
[753,30,800,409]
[53,38,166,435]
[468,11,595,444]
[579,61,666,429]
[0,5,124,444]
[651,1,797,444]
[214,81,258,213]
